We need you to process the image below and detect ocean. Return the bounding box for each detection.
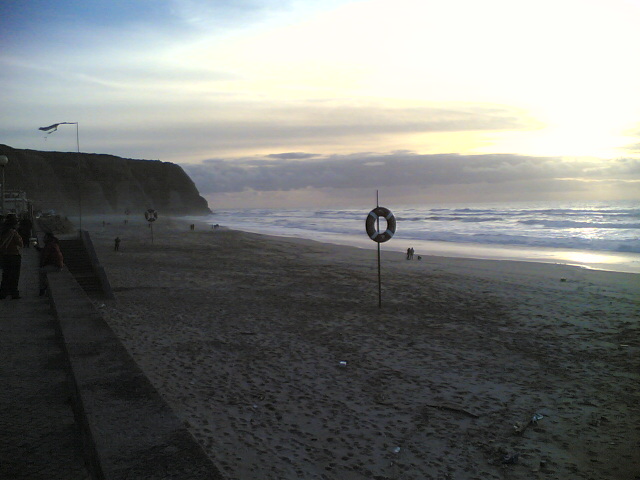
[200,201,640,273]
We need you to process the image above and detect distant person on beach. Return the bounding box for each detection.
[410,248,414,259]
[114,237,121,251]
[38,233,64,296]
[0,214,24,299]
[406,248,411,260]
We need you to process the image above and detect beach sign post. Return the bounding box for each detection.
[145,208,158,243]
[365,192,396,308]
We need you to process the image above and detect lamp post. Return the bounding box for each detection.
[0,155,8,217]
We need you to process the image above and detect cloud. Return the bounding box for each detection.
[0,97,538,164]
[184,152,640,197]
[79,102,539,161]
[168,0,295,28]
[267,152,321,160]
[625,143,640,153]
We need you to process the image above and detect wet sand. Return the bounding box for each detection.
[89,216,639,480]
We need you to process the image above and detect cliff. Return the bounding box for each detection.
[0,145,210,216]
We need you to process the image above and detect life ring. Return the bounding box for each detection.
[365,207,396,243]
[145,209,158,222]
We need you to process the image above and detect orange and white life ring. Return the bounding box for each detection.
[365,206,396,243]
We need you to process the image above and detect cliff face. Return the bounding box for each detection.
[0,145,210,216]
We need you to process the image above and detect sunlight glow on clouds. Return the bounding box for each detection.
[212,0,640,158]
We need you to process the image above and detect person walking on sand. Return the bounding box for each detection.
[406,248,411,260]
[114,237,121,251]
[0,214,24,299]
[38,233,64,296]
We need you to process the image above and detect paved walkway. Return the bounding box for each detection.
[0,246,90,479]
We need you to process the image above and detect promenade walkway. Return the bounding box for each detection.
[0,246,90,478]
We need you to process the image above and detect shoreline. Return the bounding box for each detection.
[228,229,640,275]
[185,215,640,275]
[85,216,639,480]
[85,213,640,274]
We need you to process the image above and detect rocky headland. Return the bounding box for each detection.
[0,145,210,217]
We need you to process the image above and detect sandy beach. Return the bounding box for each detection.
[85,216,639,480]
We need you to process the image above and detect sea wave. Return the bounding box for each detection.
[418,216,504,222]
[518,220,640,229]
[209,201,640,254]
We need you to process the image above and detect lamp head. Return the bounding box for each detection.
[0,155,8,167]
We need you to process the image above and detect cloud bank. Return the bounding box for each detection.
[184,152,640,207]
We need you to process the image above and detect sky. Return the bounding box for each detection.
[1,0,640,208]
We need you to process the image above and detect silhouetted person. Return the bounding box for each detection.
[38,233,64,296]
[0,214,23,299]
[114,237,121,251]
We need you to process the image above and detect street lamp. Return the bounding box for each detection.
[0,155,8,217]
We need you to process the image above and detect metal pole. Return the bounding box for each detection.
[377,242,382,309]
[75,122,82,231]
[1,166,4,216]
[376,190,382,309]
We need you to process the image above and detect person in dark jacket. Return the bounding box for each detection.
[38,232,65,296]
[0,214,24,299]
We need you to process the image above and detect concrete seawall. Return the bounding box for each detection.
[46,267,225,479]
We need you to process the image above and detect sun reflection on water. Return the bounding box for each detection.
[556,251,624,267]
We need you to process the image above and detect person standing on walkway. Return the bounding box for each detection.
[0,214,24,299]
[38,233,64,296]
[114,237,121,251]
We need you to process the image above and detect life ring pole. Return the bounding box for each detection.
[376,190,382,309]
[377,242,382,308]
[365,193,395,309]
